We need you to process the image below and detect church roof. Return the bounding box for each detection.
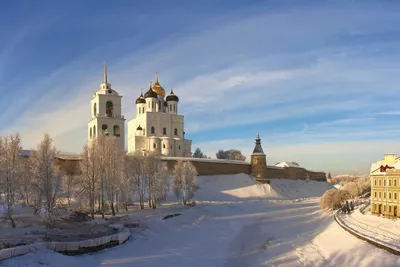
[252,134,265,154]
[135,92,146,104]
[151,75,166,96]
[166,89,179,102]
[144,86,157,98]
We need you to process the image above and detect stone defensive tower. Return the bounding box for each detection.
[251,134,268,182]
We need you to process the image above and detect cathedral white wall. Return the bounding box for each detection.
[127,105,191,156]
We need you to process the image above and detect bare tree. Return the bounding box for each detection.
[63,160,78,206]
[124,155,147,210]
[80,142,98,219]
[0,134,25,228]
[30,134,62,228]
[104,136,122,216]
[173,160,198,205]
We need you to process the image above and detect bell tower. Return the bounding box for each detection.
[251,134,268,182]
[87,62,126,151]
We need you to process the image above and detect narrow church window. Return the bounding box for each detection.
[169,104,172,110]
[395,193,397,199]
[106,101,113,117]
[152,102,154,109]
[170,145,172,149]
[174,128,178,135]
[178,145,180,150]
[174,104,176,112]
[93,125,96,137]
[142,107,144,113]
[390,180,392,186]
[114,125,120,137]
[93,103,97,117]
[375,180,377,186]
[148,102,150,108]
[159,101,161,111]
[395,180,397,186]
[163,143,165,148]
[389,193,392,199]
[151,126,155,134]
[90,128,92,139]
[379,192,381,198]
[163,127,167,135]
[375,192,377,198]
[153,143,156,148]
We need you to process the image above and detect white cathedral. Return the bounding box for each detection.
[88,63,192,157]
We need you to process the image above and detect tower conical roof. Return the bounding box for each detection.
[252,134,265,154]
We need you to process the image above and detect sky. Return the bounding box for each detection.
[2,0,400,175]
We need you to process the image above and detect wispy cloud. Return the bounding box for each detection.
[2,2,400,174]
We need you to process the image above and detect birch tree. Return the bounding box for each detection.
[124,155,147,209]
[79,142,98,219]
[104,136,122,216]
[173,160,198,205]
[0,134,25,228]
[30,134,62,228]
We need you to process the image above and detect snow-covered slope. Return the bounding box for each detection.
[195,173,334,201]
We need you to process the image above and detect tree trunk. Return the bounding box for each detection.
[125,202,128,211]
[110,202,116,216]
[8,214,16,228]
[152,200,156,209]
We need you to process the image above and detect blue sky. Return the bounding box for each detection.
[2,1,400,175]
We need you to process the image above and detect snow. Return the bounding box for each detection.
[1,174,399,267]
[275,161,301,168]
[336,206,400,251]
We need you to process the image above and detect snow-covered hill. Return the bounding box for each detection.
[195,173,334,201]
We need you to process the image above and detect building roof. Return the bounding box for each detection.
[252,134,265,154]
[275,161,301,168]
[370,153,400,175]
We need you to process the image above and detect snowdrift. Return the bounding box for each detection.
[195,174,334,201]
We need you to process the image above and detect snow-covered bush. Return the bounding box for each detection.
[320,189,351,210]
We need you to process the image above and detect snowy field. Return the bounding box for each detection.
[1,174,399,267]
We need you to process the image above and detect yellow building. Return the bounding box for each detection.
[370,153,400,217]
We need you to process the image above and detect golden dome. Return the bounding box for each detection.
[151,75,165,97]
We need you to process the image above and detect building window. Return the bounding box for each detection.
[102,124,108,135]
[170,145,172,149]
[159,101,161,111]
[384,193,386,198]
[395,193,397,200]
[384,180,386,186]
[174,128,178,135]
[389,206,392,212]
[389,193,392,199]
[113,125,120,137]
[151,126,155,134]
[395,180,397,187]
[390,180,392,186]
[152,102,154,109]
[93,125,96,137]
[178,145,181,150]
[106,101,113,117]
[379,192,382,198]
[174,104,176,112]
[163,127,167,135]
[148,102,150,108]
[153,143,156,148]
[379,180,381,186]
[163,143,165,148]
[375,192,377,198]
[90,128,92,139]
[93,103,97,117]
[142,107,144,113]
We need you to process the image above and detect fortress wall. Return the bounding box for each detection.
[160,158,252,176]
